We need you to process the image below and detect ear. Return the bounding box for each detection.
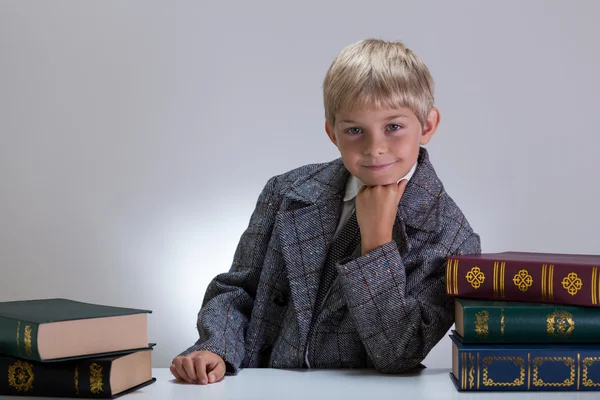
[325,120,338,147]
[419,107,440,145]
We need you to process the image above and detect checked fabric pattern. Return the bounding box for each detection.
[313,210,360,315]
[179,147,481,374]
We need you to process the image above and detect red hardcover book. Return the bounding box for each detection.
[446,252,600,307]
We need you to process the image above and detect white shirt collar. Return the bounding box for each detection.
[343,162,417,202]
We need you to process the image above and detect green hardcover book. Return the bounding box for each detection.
[0,298,151,362]
[0,347,156,398]
[455,298,600,343]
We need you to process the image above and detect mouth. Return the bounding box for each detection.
[362,161,396,171]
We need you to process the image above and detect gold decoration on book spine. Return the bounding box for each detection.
[500,309,505,335]
[8,360,34,392]
[477,353,480,390]
[446,259,454,294]
[16,321,20,357]
[546,310,575,337]
[532,357,575,387]
[597,267,600,305]
[577,354,581,390]
[492,262,500,297]
[493,262,505,298]
[482,357,525,387]
[469,353,475,389]
[466,266,485,289]
[513,269,533,292]
[592,267,599,305]
[454,259,458,294]
[24,325,32,356]
[462,353,466,389]
[501,263,505,297]
[542,264,555,301]
[475,310,489,339]
[528,353,531,390]
[90,363,104,394]
[446,259,451,293]
[562,272,583,296]
[75,366,79,395]
[447,259,459,295]
[582,357,600,387]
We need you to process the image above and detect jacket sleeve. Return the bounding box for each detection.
[178,176,280,374]
[335,227,481,373]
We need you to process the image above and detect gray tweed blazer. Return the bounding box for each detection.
[179,147,481,374]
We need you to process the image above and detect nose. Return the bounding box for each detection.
[362,134,386,156]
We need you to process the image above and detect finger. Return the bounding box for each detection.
[193,356,209,384]
[170,364,183,381]
[173,357,192,383]
[181,357,198,383]
[173,357,193,383]
[207,360,227,383]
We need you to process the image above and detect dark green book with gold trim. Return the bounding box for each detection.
[455,298,600,343]
[0,298,151,362]
[0,346,156,398]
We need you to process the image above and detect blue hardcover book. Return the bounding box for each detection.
[450,333,600,391]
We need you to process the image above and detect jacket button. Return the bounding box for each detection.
[273,295,287,307]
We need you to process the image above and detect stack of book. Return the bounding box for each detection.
[445,251,600,392]
[0,298,156,398]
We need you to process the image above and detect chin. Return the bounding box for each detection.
[358,176,397,187]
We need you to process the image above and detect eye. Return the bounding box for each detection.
[345,127,363,135]
[387,124,403,131]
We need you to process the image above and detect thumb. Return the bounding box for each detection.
[207,359,226,383]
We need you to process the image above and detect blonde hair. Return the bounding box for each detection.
[323,39,435,127]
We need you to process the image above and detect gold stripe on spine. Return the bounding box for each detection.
[597,267,600,306]
[542,264,547,301]
[460,353,465,389]
[593,267,597,305]
[75,366,79,395]
[578,353,581,390]
[549,264,554,300]
[446,259,451,294]
[469,353,475,389]
[454,259,459,295]
[593,267,598,306]
[496,261,502,297]
[528,353,531,390]
[24,326,32,356]
[493,262,498,297]
[477,353,480,390]
[462,352,466,389]
[465,352,468,390]
[501,262,506,297]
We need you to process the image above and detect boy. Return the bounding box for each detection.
[171,39,481,385]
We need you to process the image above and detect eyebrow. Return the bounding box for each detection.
[339,115,410,124]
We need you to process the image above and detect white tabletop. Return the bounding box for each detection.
[4,368,596,399]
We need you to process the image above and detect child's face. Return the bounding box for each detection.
[326,104,439,186]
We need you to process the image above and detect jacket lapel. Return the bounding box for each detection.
[399,147,445,232]
[277,159,349,344]
[277,147,445,345]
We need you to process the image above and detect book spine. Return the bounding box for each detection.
[461,305,600,343]
[446,258,600,307]
[456,346,600,391]
[0,317,41,361]
[0,356,113,397]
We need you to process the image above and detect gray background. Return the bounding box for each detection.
[1,0,599,369]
